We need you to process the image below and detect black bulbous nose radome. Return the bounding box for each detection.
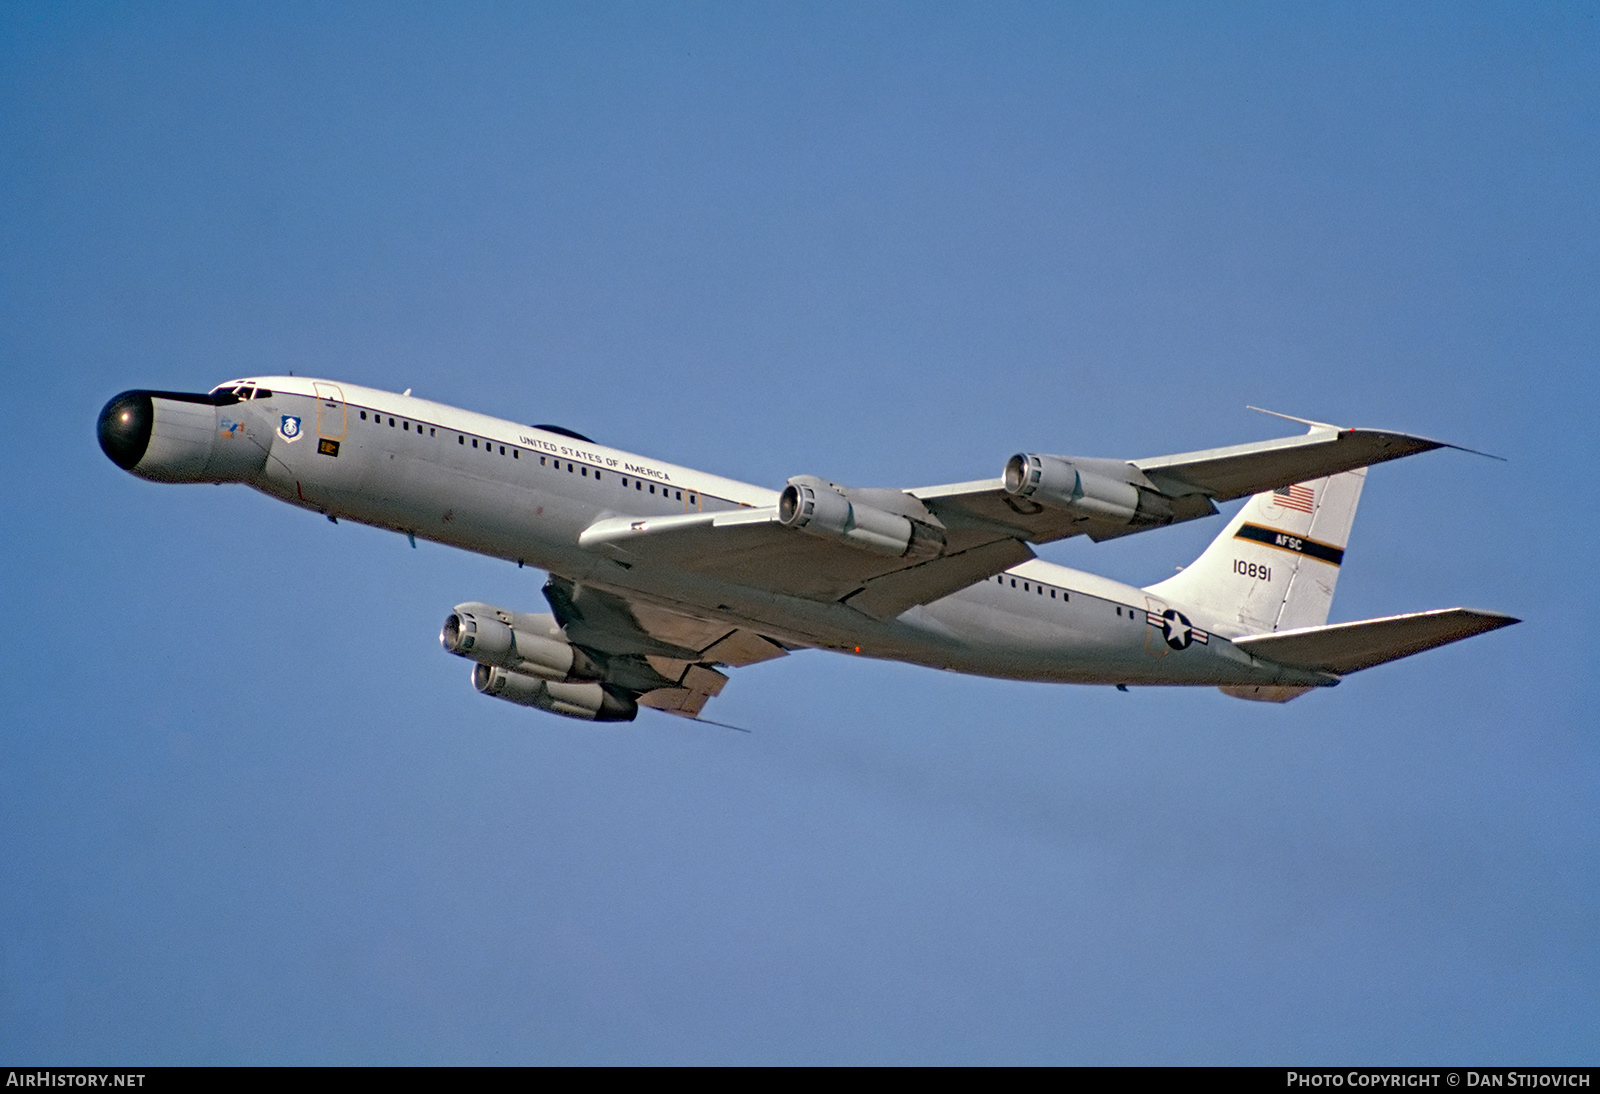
[98,390,154,470]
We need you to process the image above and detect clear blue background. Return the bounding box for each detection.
[2,2,1594,1064]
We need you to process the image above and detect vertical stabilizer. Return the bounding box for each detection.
[1144,467,1366,636]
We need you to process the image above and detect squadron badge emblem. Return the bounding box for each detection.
[278,415,302,442]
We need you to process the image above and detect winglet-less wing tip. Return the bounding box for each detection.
[1246,405,1505,461]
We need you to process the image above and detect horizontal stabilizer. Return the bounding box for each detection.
[1233,608,1518,675]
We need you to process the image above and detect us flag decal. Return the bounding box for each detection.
[1272,483,1314,513]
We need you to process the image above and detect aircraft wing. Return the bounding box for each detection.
[575,424,1460,620]
[912,427,1453,544]
[542,575,791,719]
[1131,427,1451,502]
[578,506,1036,616]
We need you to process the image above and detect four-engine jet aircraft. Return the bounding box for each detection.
[98,378,1516,723]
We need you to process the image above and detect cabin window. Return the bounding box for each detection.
[689,494,697,505]
[512,450,518,459]
[636,482,642,490]
[1050,590,1056,599]
[1010,578,1016,588]
[360,411,367,420]
[429,428,435,437]
[649,485,656,494]
[498,445,504,455]
[404,421,409,430]
[458,436,464,444]
[472,439,478,448]
[389,417,395,426]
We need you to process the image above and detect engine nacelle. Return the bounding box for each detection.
[1003,453,1171,526]
[472,664,638,722]
[777,478,943,561]
[440,604,601,682]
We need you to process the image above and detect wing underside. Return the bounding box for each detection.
[542,576,790,719]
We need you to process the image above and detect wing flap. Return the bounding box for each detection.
[540,577,790,720]
[638,664,729,718]
[1233,608,1518,675]
[700,628,791,666]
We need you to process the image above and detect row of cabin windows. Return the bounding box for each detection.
[359,409,438,439]
[992,574,1143,621]
[622,476,693,504]
[461,434,517,458]
[356,408,701,507]
[994,575,1069,603]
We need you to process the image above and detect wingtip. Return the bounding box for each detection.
[1366,432,1504,462]
[1447,608,1521,633]
[1353,431,1506,463]
[1246,407,1506,462]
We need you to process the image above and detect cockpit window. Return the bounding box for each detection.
[206,381,253,405]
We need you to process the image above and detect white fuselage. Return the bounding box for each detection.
[121,377,1330,692]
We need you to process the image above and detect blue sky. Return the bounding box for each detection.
[2,2,1595,1064]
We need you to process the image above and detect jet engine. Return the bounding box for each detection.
[440,603,602,682]
[472,664,638,722]
[777,478,943,561]
[1003,453,1172,526]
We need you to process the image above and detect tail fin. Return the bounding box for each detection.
[1144,467,1367,635]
